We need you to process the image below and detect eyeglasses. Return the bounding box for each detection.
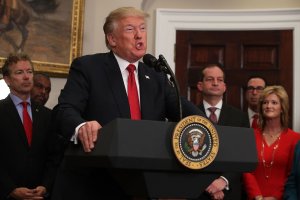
[246,86,265,91]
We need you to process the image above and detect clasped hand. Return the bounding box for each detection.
[205,178,226,200]
[10,186,46,200]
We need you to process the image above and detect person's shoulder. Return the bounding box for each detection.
[70,52,112,73]
[0,96,11,107]
[40,105,52,113]
[32,102,52,115]
[0,98,5,105]
[295,141,300,157]
[197,102,204,110]
[139,61,166,80]
[74,52,109,62]
[139,61,160,73]
[223,104,247,115]
[296,140,300,149]
[0,99,4,110]
[286,128,300,135]
[285,128,300,140]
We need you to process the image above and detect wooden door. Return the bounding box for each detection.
[175,30,293,127]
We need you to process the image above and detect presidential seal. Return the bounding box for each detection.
[172,115,219,170]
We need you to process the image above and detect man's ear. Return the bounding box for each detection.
[197,81,203,92]
[3,76,10,87]
[107,34,116,47]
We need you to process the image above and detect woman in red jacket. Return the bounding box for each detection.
[243,85,300,200]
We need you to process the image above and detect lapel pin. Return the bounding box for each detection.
[145,75,150,79]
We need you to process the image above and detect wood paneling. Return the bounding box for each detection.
[176,30,293,127]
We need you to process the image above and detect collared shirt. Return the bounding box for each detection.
[10,93,32,122]
[114,53,140,99]
[72,53,141,144]
[203,99,229,190]
[203,100,223,121]
[247,107,257,125]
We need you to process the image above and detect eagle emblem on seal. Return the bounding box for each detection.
[185,129,207,157]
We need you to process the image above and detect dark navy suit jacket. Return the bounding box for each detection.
[56,51,204,139]
[52,51,205,200]
[198,103,250,200]
[284,140,300,200]
[0,96,58,199]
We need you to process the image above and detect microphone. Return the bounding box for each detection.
[142,53,183,120]
[143,54,169,74]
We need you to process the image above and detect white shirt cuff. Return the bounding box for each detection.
[71,122,86,144]
[220,176,230,190]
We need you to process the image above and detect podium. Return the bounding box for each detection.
[64,118,257,198]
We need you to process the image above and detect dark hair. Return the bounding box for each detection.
[199,63,225,81]
[246,76,267,87]
[2,53,33,76]
[34,72,50,81]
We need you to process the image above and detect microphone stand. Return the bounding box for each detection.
[158,55,183,120]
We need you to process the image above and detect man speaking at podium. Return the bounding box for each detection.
[52,7,205,200]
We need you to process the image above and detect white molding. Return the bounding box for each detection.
[155,8,300,131]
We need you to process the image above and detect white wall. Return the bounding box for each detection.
[45,77,66,108]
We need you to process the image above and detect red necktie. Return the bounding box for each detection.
[22,102,32,145]
[252,114,258,129]
[208,107,218,124]
[127,64,141,120]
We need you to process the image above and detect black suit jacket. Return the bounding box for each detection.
[0,96,58,199]
[52,52,205,200]
[284,141,300,200]
[199,103,250,128]
[198,103,250,200]
[56,52,203,139]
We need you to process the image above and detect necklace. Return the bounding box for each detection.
[260,135,280,179]
[262,128,282,139]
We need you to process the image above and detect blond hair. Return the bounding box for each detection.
[258,85,289,129]
[103,7,149,49]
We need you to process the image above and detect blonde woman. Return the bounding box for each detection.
[243,85,300,200]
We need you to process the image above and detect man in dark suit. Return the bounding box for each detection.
[284,140,300,200]
[31,72,51,106]
[0,53,58,200]
[51,7,205,200]
[245,76,266,128]
[196,63,249,200]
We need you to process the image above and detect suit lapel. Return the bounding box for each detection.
[104,52,131,118]
[3,96,30,148]
[296,143,300,179]
[198,104,206,117]
[138,63,155,119]
[199,103,226,125]
[31,102,41,147]
[218,104,228,125]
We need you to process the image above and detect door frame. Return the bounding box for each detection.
[155,8,300,132]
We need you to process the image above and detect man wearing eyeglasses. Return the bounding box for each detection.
[245,76,266,128]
